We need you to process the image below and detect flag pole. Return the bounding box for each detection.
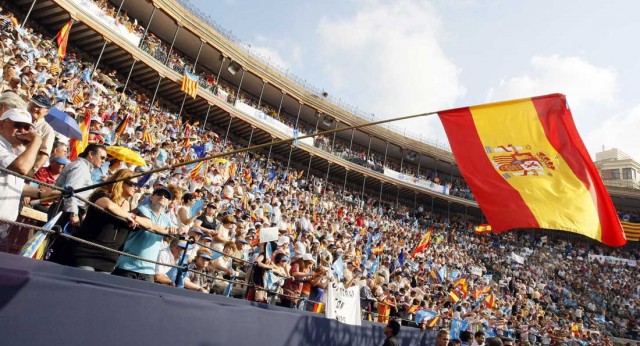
[75,110,440,193]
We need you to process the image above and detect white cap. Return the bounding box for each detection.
[302,253,315,262]
[276,236,290,246]
[0,108,33,126]
[90,116,103,124]
[64,106,76,115]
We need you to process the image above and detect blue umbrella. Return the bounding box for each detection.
[44,107,82,140]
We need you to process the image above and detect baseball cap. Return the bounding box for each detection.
[176,240,193,249]
[198,252,213,260]
[31,94,51,108]
[90,116,104,124]
[276,236,290,246]
[274,253,289,263]
[0,108,33,126]
[152,186,173,200]
[52,157,71,165]
[302,253,315,262]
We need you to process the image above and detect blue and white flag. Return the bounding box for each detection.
[438,265,448,282]
[20,212,62,258]
[265,242,273,260]
[450,319,469,340]
[415,310,438,324]
[332,256,345,281]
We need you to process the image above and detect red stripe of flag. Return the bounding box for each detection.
[532,95,625,246]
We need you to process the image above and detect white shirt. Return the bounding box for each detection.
[155,247,176,275]
[0,135,24,222]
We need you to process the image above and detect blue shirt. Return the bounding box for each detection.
[116,204,172,275]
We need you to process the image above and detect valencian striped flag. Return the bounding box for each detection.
[438,94,625,247]
[181,69,199,99]
[622,222,640,241]
[54,19,73,59]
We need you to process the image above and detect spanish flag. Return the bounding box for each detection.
[428,316,440,328]
[411,227,433,258]
[453,277,468,297]
[371,244,385,255]
[448,291,460,303]
[475,224,492,234]
[54,19,73,60]
[438,94,625,247]
[181,69,199,99]
[622,222,640,242]
[69,113,91,161]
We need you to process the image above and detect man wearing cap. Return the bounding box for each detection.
[113,186,176,282]
[155,238,192,286]
[32,155,70,212]
[0,108,42,222]
[28,94,54,174]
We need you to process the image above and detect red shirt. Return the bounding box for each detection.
[34,167,57,206]
[34,166,56,185]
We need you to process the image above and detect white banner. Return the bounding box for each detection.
[382,168,450,195]
[235,101,314,146]
[325,282,361,326]
[588,254,637,267]
[470,267,483,276]
[259,227,279,243]
[511,252,525,264]
[71,0,141,46]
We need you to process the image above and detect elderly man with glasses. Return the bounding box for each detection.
[0,108,59,250]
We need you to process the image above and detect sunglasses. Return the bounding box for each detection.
[99,156,107,161]
[155,193,171,199]
[123,180,138,187]
[12,122,32,131]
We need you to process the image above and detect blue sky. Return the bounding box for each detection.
[188,0,639,160]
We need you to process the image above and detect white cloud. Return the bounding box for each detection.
[316,0,466,143]
[586,106,640,162]
[486,55,618,128]
[485,55,639,160]
[245,36,303,73]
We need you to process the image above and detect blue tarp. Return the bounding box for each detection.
[0,252,435,346]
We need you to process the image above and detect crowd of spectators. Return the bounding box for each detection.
[132,3,475,201]
[0,3,639,346]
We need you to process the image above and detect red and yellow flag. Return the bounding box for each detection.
[428,315,440,328]
[181,70,199,99]
[484,293,495,308]
[54,19,73,59]
[453,277,468,297]
[114,114,130,136]
[438,94,625,247]
[371,244,385,255]
[411,227,433,258]
[448,291,460,303]
[69,113,91,161]
[622,222,640,242]
[475,224,492,234]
